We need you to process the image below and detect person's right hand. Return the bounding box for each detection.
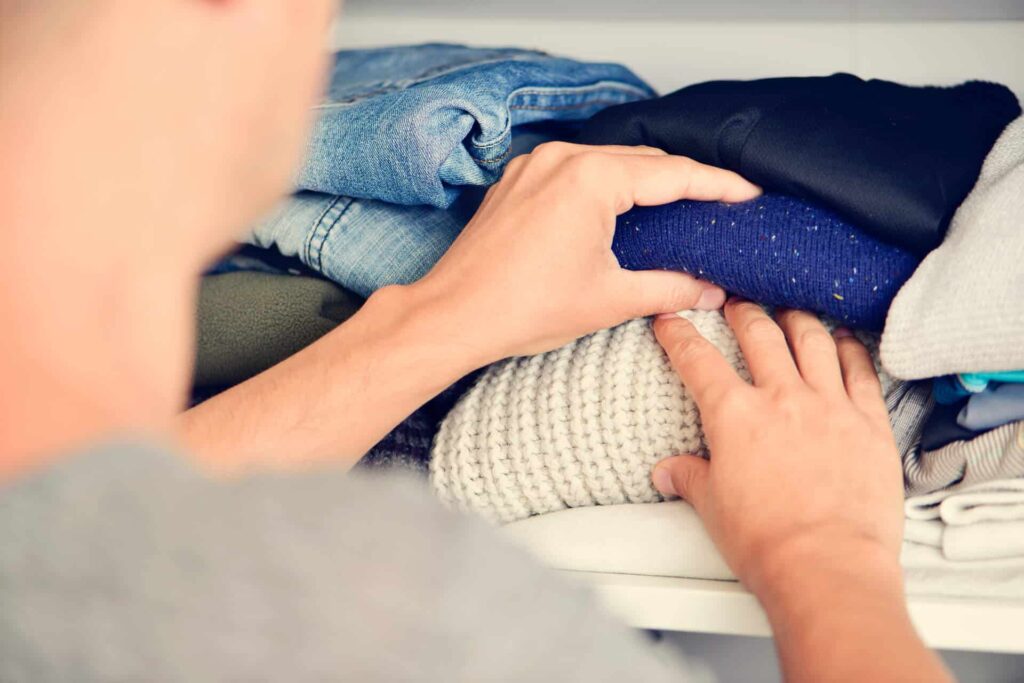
[650,300,905,596]
[650,301,953,682]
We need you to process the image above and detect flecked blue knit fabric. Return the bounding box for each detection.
[613,194,920,330]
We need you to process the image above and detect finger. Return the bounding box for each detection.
[615,269,726,319]
[601,154,762,213]
[530,141,668,159]
[525,142,666,175]
[834,329,887,417]
[775,309,844,395]
[653,314,746,409]
[652,455,710,512]
[501,143,668,187]
[580,144,668,157]
[723,298,800,388]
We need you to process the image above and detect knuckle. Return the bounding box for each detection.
[847,367,882,391]
[796,327,836,353]
[531,140,574,161]
[835,334,867,354]
[674,464,701,498]
[661,281,701,311]
[714,387,750,415]
[562,152,602,179]
[503,155,528,175]
[667,334,712,366]
[768,387,808,420]
[743,315,783,343]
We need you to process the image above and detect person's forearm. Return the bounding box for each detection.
[178,283,487,473]
[753,538,953,683]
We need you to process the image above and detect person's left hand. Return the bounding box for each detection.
[391,142,761,364]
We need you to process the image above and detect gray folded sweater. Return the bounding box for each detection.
[881,116,1024,379]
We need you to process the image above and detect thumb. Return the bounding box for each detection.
[618,270,726,319]
[652,455,710,512]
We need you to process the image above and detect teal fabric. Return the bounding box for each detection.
[960,371,1024,393]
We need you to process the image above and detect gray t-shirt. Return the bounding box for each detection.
[0,442,704,682]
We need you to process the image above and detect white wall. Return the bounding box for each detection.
[332,15,1024,99]
[344,0,1024,21]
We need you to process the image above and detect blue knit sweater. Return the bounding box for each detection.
[613,194,920,330]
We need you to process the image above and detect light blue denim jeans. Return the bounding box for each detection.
[248,188,485,297]
[248,44,655,297]
[299,43,655,206]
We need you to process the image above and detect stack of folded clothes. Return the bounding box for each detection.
[247,42,656,297]
[430,76,1021,524]
[196,43,1024,567]
[880,116,1024,563]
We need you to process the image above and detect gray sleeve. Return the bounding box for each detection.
[0,442,703,682]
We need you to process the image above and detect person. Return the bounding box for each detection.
[0,1,953,681]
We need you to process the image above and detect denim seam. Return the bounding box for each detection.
[507,83,653,101]
[316,54,550,108]
[470,95,654,167]
[469,84,652,162]
[305,196,354,272]
[509,99,646,112]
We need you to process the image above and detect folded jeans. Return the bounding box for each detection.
[299,43,655,207]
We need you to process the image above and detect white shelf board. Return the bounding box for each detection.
[574,571,1024,654]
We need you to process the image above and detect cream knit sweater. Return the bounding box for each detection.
[431,310,894,524]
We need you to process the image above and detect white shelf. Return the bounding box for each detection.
[505,501,1024,654]
[578,571,1024,654]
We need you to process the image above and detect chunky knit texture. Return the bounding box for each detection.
[614,194,920,330]
[881,116,1024,379]
[430,310,895,524]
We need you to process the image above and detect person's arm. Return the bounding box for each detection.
[180,144,760,472]
[651,301,953,683]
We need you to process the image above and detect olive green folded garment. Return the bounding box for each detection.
[193,271,362,389]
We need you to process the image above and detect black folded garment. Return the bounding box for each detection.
[578,73,1020,254]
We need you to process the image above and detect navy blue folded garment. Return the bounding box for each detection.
[613,194,920,330]
[582,73,1020,255]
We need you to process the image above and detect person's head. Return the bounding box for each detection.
[0,0,338,463]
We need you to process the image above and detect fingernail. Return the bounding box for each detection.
[834,327,853,338]
[655,312,681,320]
[652,465,676,496]
[696,287,726,310]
